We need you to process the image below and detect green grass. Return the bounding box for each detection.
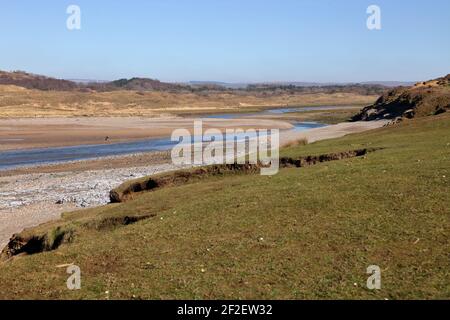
[0,114,449,300]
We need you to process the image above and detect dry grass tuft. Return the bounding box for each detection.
[283,137,309,148]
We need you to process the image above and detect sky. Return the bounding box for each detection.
[0,0,449,83]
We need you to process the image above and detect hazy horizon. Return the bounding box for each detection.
[0,68,427,85]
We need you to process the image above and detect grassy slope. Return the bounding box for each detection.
[0,114,449,299]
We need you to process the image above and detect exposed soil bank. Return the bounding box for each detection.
[280,148,377,167]
[1,214,156,260]
[111,148,377,203]
[110,164,263,203]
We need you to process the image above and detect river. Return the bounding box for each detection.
[0,107,332,170]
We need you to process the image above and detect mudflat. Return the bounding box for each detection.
[0,116,293,151]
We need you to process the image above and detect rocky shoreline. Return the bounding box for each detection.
[0,163,179,209]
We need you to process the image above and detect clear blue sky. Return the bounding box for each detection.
[1,0,449,82]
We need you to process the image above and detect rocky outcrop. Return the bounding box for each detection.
[352,74,450,121]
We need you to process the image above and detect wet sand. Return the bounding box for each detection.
[0,117,293,151]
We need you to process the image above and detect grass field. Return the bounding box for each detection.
[0,114,448,299]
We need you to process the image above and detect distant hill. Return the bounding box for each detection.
[68,79,109,84]
[0,71,186,92]
[256,81,415,87]
[245,83,389,96]
[188,81,248,89]
[360,81,416,87]
[352,74,450,121]
[0,71,78,91]
[91,77,188,92]
[0,70,410,95]
[189,81,416,89]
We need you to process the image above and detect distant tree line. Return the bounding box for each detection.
[0,70,390,96]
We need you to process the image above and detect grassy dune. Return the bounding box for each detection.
[0,114,449,299]
[0,85,377,118]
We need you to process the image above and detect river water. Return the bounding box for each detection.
[0,107,331,170]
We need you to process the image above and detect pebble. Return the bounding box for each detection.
[0,163,186,210]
